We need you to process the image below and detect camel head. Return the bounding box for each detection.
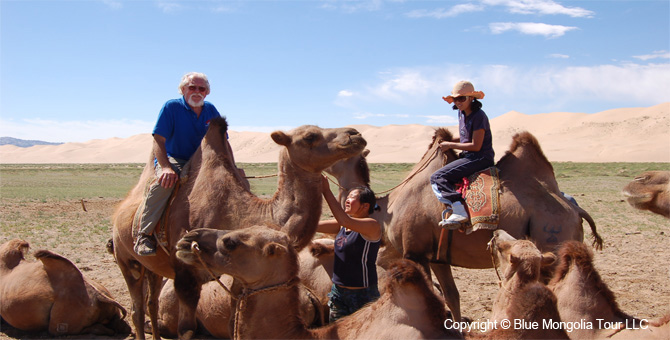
[271,125,367,173]
[623,171,670,218]
[489,230,555,284]
[0,239,30,270]
[176,226,299,288]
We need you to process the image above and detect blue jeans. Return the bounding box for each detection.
[327,284,379,322]
[430,154,494,204]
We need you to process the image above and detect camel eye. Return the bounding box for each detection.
[222,237,239,251]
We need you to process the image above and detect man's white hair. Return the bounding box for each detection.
[178,72,210,95]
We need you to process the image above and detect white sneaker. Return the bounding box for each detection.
[438,201,468,229]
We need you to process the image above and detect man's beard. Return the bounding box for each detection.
[187,94,204,108]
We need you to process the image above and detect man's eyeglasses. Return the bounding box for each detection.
[188,85,208,93]
[452,96,467,103]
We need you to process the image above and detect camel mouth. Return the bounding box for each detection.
[622,191,652,205]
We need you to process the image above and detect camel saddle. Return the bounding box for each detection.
[458,166,501,235]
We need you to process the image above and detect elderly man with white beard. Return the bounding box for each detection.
[134,72,244,256]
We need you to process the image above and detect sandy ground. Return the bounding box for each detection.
[1,196,668,339]
[1,103,668,164]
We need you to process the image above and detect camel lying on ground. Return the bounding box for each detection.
[0,239,130,336]
[175,226,463,339]
[480,230,568,339]
[151,274,323,338]
[111,117,366,339]
[327,129,602,322]
[623,171,670,218]
[548,240,670,339]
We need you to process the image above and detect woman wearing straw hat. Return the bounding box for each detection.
[430,80,495,229]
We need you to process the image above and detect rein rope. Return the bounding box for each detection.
[487,239,503,288]
[376,147,441,197]
[190,242,234,296]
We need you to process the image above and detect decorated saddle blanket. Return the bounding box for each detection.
[458,166,501,235]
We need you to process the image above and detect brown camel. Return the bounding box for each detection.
[481,230,568,340]
[623,170,670,218]
[0,239,130,336]
[111,117,366,339]
[175,226,463,339]
[548,240,670,339]
[151,275,323,338]
[328,129,602,322]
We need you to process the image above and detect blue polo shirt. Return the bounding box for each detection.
[152,96,221,161]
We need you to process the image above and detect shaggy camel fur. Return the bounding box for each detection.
[151,275,323,338]
[549,240,670,339]
[623,171,670,218]
[483,230,568,340]
[0,239,130,336]
[111,117,366,339]
[175,226,463,340]
[327,129,602,322]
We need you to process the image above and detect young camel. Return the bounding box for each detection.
[548,240,670,340]
[175,226,463,340]
[482,230,569,340]
[623,170,670,218]
[0,239,130,336]
[150,274,323,338]
[325,129,602,322]
[111,117,366,339]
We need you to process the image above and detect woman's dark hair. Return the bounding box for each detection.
[350,186,376,215]
[452,98,483,111]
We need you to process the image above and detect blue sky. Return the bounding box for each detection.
[1,0,669,143]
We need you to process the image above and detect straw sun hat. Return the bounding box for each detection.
[442,80,485,104]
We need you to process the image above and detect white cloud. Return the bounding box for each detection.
[633,50,670,61]
[482,0,594,18]
[548,53,570,59]
[490,22,578,38]
[421,115,459,125]
[0,118,154,143]
[156,1,183,13]
[406,3,484,18]
[345,62,670,113]
[101,0,123,10]
[338,90,354,97]
[321,0,384,13]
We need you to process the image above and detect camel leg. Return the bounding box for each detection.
[117,258,147,340]
[174,266,202,340]
[146,271,163,340]
[430,262,461,322]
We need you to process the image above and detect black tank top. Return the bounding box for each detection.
[332,227,380,288]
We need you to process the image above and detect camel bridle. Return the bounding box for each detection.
[190,241,299,340]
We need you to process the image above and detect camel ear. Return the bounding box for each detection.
[541,252,556,267]
[263,242,288,257]
[362,149,370,157]
[271,131,291,146]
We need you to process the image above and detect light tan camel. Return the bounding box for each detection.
[111,117,366,339]
[326,129,602,322]
[150,275,323,338]
[623,171,670,218]
[481,230,568,340]
[548,240,670,339]
[175,226,463,340]
[0,239,130,336]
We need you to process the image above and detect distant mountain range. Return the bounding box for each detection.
[0,137,63,148]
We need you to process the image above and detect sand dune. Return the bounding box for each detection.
[1,103,668,164]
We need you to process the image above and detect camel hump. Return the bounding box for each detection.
[34,250,87,287]
[308,239,334,257]
[558,240,593,264]
[209,116,228,132]
[386,259,428,287]
[1,239,30,262]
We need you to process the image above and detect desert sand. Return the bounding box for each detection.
[1,103,668,164]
